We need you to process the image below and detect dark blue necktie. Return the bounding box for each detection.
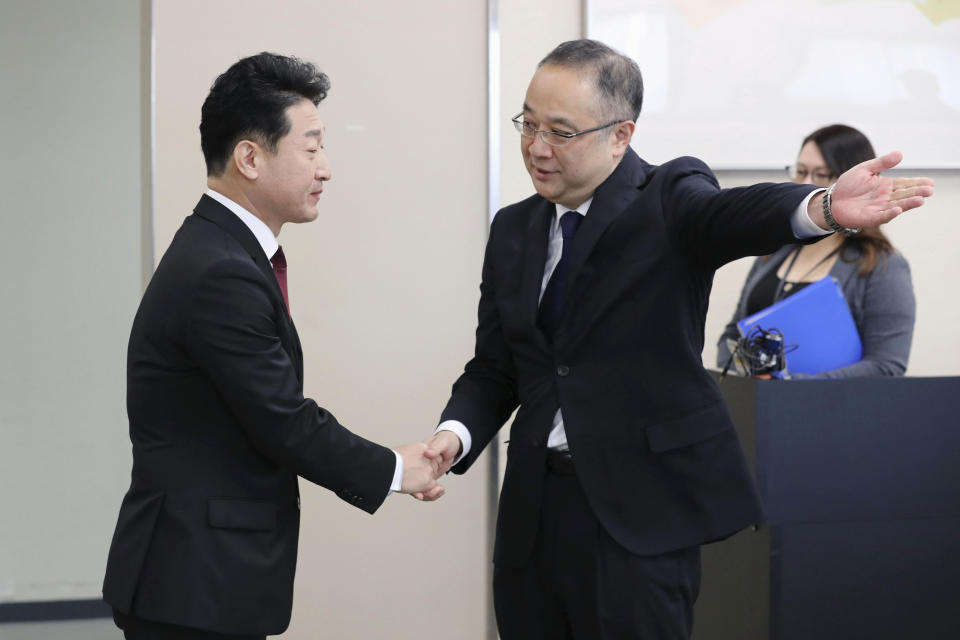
[538,210,583,339]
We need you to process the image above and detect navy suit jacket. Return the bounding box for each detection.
[441,149,816,567]
[103,195,396,635]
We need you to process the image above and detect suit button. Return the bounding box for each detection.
[557,365,570,377]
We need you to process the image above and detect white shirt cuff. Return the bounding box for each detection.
[791,188,832,239]
[389,449,403,493]
[435,420,471,467]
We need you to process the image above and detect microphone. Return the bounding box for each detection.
[721,326,794,379]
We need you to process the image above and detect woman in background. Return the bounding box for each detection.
[716,124,916,378]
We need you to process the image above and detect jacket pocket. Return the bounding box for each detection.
[645,403,733,452]
[207,498,278,531]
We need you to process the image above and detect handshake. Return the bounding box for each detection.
[395,431,462,502]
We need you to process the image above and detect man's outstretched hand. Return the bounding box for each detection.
[809,151,935,230]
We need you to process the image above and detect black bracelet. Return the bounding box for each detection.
[822,183,860,235]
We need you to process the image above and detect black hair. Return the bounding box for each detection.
[200,52,330,176]
[538,39,644,122]
[802,124,876,179]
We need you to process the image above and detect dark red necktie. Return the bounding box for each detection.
[271,246,290,313]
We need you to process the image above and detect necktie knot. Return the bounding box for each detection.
[559,210,582,240]
[271,246,287,271]
[271,246,290,313]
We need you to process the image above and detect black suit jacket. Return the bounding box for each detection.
[441,149,817,567]
[103,195,396,635]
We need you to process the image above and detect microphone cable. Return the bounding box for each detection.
[720,325,796,379]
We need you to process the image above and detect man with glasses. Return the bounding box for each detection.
[423,39,933,639]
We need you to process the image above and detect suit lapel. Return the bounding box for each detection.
[519,198,554,348]
[193,195,288,314]
[520,150,651,345]
[565,148,649,288]
[192,195,303,379]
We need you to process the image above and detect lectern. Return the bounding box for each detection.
[693,375,960,640]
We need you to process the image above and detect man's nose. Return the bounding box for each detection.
[316,156,332,182]
[528,133,553,156]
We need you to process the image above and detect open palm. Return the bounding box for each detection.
[831,151,935,230]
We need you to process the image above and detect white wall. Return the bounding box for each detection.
[499,0,583,208]
[588,0,960,169]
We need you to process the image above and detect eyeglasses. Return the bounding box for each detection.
[512,113,623,147]
[785,165,835,186]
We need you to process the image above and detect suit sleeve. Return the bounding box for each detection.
[440,213,520,473]
[658,157,817,269]
[184,257,395,513]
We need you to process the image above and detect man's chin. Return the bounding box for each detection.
[532,181,556,201]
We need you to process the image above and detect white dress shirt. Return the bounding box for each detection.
[206,189,405,492]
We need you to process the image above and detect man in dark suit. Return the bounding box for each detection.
[103,53,445,639]
[423,40,934,639]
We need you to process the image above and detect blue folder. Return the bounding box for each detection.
[736,275,862,375]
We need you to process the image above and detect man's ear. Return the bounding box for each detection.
[232,140,261,180]
[611,120,636,158]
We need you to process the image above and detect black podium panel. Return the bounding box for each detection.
[756,377,960,524]
[694,375,960,640]
[775,518,960,639]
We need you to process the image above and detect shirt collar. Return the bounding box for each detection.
[554,196,593,221]
[205,188,280,261]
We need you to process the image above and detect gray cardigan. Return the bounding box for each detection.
[716,243,915,378]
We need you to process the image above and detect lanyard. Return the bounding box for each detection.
[773,245,841,303]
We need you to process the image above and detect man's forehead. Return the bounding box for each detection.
[288,100,324,135]
[523,65,596,126]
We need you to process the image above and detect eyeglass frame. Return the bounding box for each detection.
[511,112,625,146]
[785,164,835,185]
